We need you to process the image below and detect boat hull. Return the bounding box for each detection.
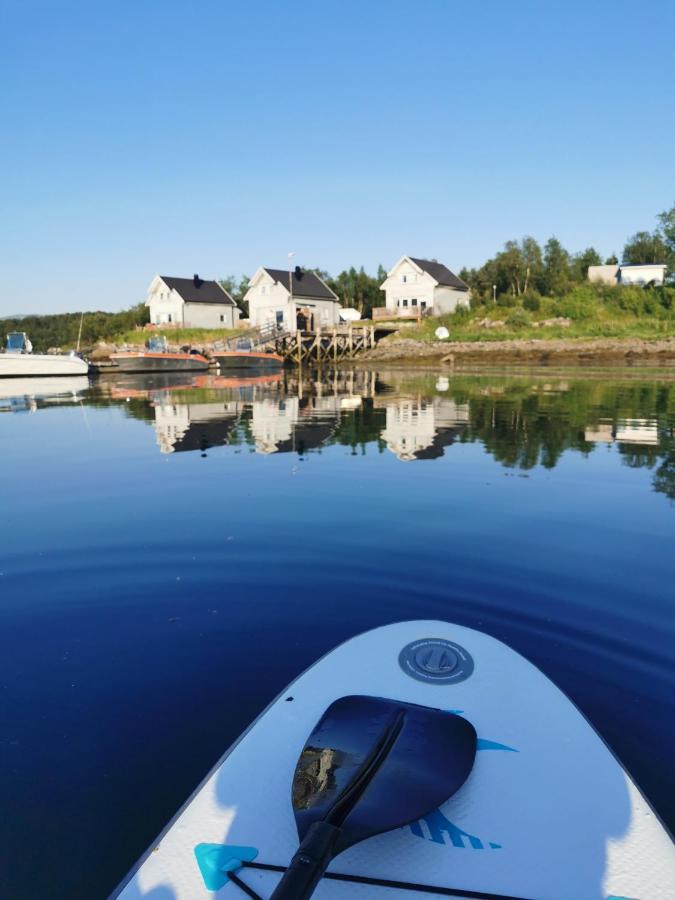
[213,351,284,371]
[0,353,89,377]
[110,353,209,373]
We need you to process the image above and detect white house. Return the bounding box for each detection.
[588,263,667,287]
[146,274,241,328]
[378,257,470,317]
[245,266,341,330]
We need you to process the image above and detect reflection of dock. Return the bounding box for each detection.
[585,419,659,446]
[97,369,478,460]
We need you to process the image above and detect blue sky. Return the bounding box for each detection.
[2,0,674,315]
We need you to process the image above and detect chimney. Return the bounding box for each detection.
[294,266,303,280]
[193,273,202,287]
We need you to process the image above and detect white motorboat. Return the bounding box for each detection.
[0,332,89,377]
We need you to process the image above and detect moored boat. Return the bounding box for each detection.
[0,332,89,378]
[111,336,209,373]
[212,339,284,371]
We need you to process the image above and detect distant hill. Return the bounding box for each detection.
[0,305,148,351]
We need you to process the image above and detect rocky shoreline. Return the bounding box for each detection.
[362,336,675,365]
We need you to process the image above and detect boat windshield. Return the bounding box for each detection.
[6,332,27,352]
[146,336,169,353]
[236,339,253,352]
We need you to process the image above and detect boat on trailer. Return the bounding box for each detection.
[0,332,89,378]
[111,336,210,373]
[212,339,284,371]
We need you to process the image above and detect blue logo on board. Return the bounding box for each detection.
[409,717,517,850]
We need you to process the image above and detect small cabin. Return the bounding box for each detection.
[147,275,241,328]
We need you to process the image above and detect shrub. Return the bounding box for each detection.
[496,293,517,308]
[505,308,532,329]
[451,304,471,323]
[553,286,599,320]
[522,292,541,312]
[655,286,675,311]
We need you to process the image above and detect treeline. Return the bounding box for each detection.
[460,201,675,303]
[1,304,148,352]
[221,202,674,318]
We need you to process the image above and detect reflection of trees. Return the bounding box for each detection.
[331,398,387,455]
[653,447,675,500]
[77,373,675,499]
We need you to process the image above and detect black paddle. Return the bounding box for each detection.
[270,695,477,900]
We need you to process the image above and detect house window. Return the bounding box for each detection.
[220,315,225,322]
[421,300,427,310]
[402,299,408,307]
[261,285,267,295]
[401,275,407,283]
[168,314,172,323]
[396,299,400,306]
[411,298,418,306]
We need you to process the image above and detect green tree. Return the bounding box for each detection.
[542,237,572,295]
[656,201,675,282]
[219,275,251,316]
[325,266,383,318]
[571,247,602,281]
[622,231,669,265]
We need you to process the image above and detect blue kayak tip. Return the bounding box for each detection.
[194,843,258,891]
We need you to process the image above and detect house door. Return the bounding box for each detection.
[276,310,284,329]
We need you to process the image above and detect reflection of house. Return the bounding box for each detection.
[249,398,299,454]
[588,264,667,287]
[380,397,469,460]
[249,395,352,454]
[153,400,241,453]
[377,257,469,318]
[147,274,240,328]
[245,266,340,331]
[584,419,659,446]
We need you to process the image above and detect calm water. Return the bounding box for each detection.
[1,366,674,898]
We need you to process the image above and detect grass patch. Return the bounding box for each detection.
[112,327,246,345]
[395,307,675,344]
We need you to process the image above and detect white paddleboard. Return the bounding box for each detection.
[112,621,675,900]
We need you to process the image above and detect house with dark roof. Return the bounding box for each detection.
[146,274,241,329]
[377,256,470,318]
[245,266,340,330]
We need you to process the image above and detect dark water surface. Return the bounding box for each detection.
[1,367,674,898]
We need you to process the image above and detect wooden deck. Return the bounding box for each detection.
[252,325,379,364]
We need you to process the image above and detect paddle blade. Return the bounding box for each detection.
[291,695,476,853]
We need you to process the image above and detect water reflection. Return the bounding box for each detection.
[0,375,89,413]
[5,368,673,499]
[379,396,469,460]
[2,364,674,900]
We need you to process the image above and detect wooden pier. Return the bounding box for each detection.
[227,323,382,365]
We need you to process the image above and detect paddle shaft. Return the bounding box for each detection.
[270,821,339,900]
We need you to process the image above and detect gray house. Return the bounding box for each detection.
[146,274,241,328]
